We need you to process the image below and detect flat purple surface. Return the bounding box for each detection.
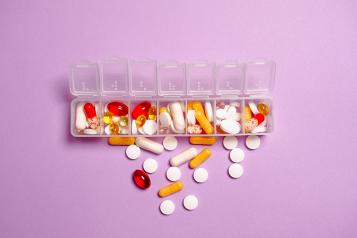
[1,0,357,237]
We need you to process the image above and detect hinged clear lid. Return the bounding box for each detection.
[70,62,100,96]
[129,59,157,96]
[244,60,275,94]
[215,61,245,95]
[101,58,129,96]
[158,61,186,96]
[187,62,215,95]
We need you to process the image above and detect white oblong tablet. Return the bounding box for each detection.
[228,163,244,179]
[183,195,198,211]
[245,135,261,150]
[160,200,175,215]
[166,167,181,182]
[248,102,259,114]
[143,120,157,135]
[227,106,236,114]
[223,136,238,150]
[75,103,87,130]
[163,136,178,151]
[216,108,227,120]
[193,168,208,183]
[204,101,213,122]
[143,158,158,174]
[187,110,196,126]
[131,120,138,134]
[229,148,245,163]
[83,128,98,135]
[126,145,141,160]
[220,119,241,134]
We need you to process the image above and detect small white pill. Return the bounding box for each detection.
[227,106,236,114]
[183,195,198,211]
[160,200,175,215]
[143,120,157,135]
[126,145,141,160]
[159,111,172,128]
[170,147,199,167]
[135,137,164,154]
[220,119,241,134]
[143,158,158,174]
[223,136,238,150]
[245,135,261,150]
[187,110,196,126]
[228,163,244,179]
[131,120,138,134]
[83,128,98,135]
[204,101,213,122]
[166,167,181,182]
[163,136,178,151]
[193,168,208,183]
[104,125,111,135]
[226,111,241,121]
[252,124,267,133]
[216,108,227,120]
[112,116,120,123]
[229,148,245,163]
[248,102,259,114]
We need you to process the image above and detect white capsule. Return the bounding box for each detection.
[75,103,87,130]
[170,147,199,167]
[248,102,259,115]
[159,111,172,128]
[169,102,185,131]
[204,101,213,122]
[135,137,164,154]
[187,110,196,126]
[170,121,185,134]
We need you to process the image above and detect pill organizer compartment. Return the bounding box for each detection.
[70,58,275,137]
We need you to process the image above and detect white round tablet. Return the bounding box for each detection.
[163,136,178,151]
[229,148,245,163]
[183,195,198,211]
[126,145,141,160]
[193,168,208,183]
[228,163,244,179]
[220,119,241,134]
[245,135,261,150]
[166,167,181,182]
[216,108,227,120]
[160,200,175,215]
[143,120,157,135]
[142,158,158,174]
[223,136,238,150]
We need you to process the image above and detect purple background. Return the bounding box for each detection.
[1,0,357,237]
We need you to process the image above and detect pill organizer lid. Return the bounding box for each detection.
[187,62,215,95]
[215,61,245,95]
[70,62,100,96]
[129,59,157,96]
[244,60,275,94]
[158,61,186,96]
[100,58,129,95]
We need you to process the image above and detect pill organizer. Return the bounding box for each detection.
[70,58,275,137]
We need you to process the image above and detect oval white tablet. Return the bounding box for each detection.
[138,127,145,135]
[245,135,261,150]
[226,112,241,121]
[83,128,98,135]
[187,110,196,126]
[75,103,87,130]
[143,120,157,135]
[166,167,181,182]
[160,200,175,215]
[228,163,244,179]
[204,101,213,122]
[248,102,259,115]
[163,136,178,151]
[131,120,138,134]
[126,145,141,160]
[183,195,198,211]
[229,148,245,163]
[227,106,237,114]
[216,108,227,120]
[193,168,208,183]
[223,136,238,150]
[159,111,172,128]
[143,158,158,174]
[220,119,241,134]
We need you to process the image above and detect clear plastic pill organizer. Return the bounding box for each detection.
[70,58,275,137]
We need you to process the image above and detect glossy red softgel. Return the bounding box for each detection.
[253,113,265,125]
[84,103,97,118]
[132,169,151,189]
[107,101,128,116]
[131,101,151,119]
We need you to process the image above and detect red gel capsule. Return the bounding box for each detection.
[132,169,151,189]
[253,113,265,125]
[84,103,97,119]
[131,101,151,119]
[107,101,128,116]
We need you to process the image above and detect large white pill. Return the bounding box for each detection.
[83,128,98,135]
[229,148,245,163]
[187,110,196,126]
[163,136,178,151]
[220,119,241,134]
[136,137,164,154]
[170,122,185,134]
[143,120,157,135]
[228,163,244,179]
[223,136,238,150]
[131,120,138,134]
[170,147,199,167]
[160,200,175,215]
[169,102,185,131]
[204,101,213,122]
[143,158,158,174]
[193,168,208,183]
[166,167,181,182]
[183,195,198,211]
[248,102,259,114]
[126,145,141,160]
[216,108,227,120]
[75,103,87,130]
[245,135,261,150]
[159,111,172,128]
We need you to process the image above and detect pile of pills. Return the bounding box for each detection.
[103,101,130,135]
[187,101,214,134]
[131,101,158,135]
[215,101,242,134]
[244,101,271,133]
[75,102,100,135]
[159,102,186,134]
